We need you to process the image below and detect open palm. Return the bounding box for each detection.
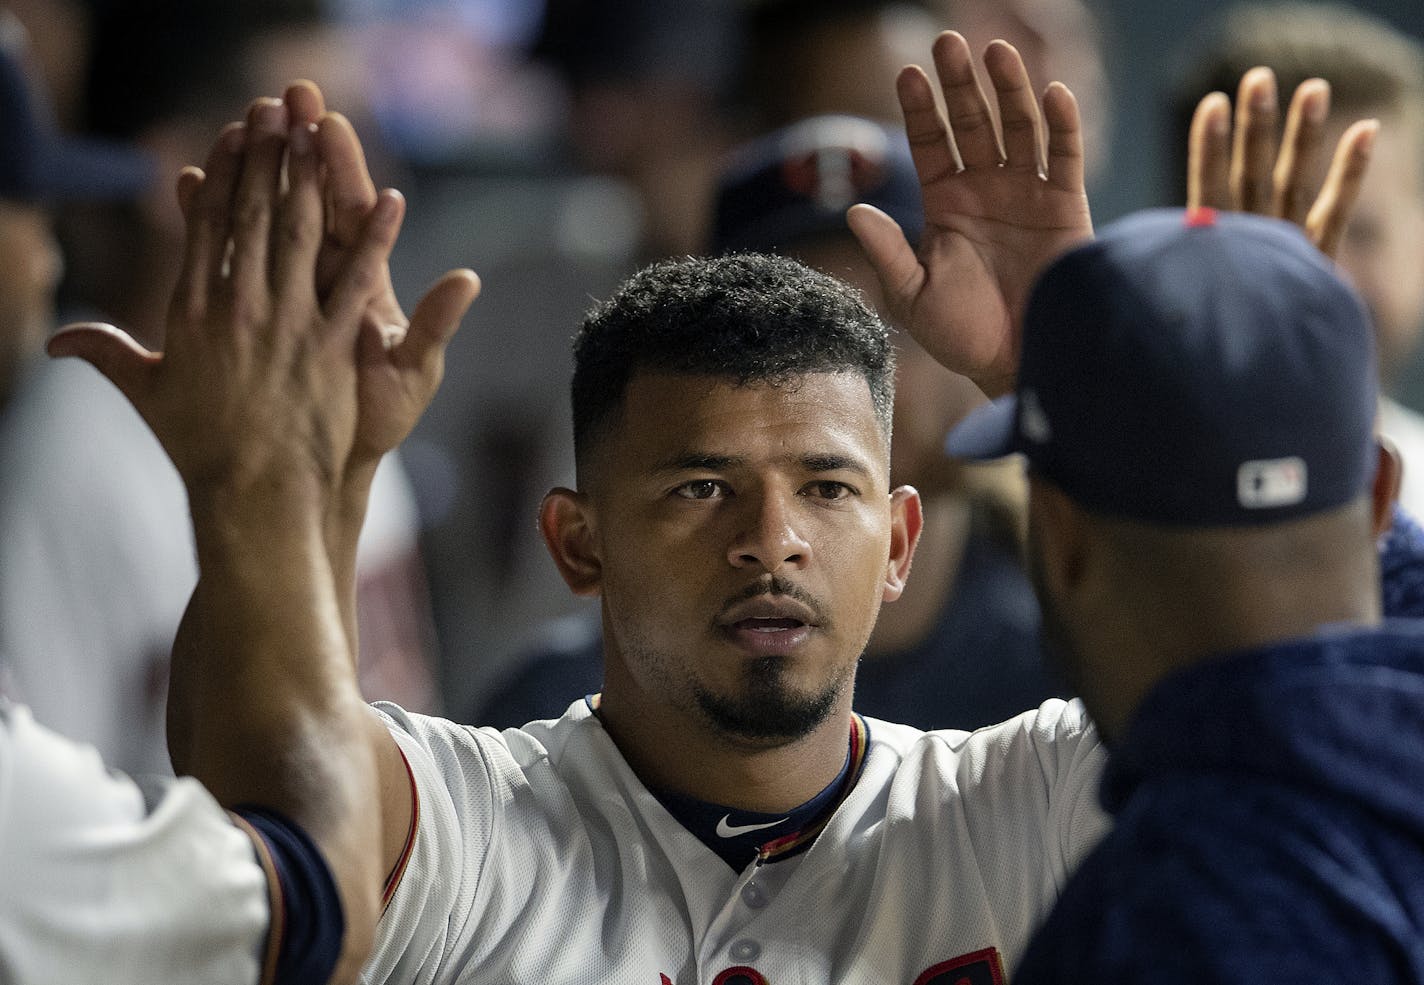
[851,33,1092,399]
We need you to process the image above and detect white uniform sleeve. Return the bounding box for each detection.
[946,699,1111,911]
[0,361,196,776]
[0,702,270,985]
[362,704,500,985]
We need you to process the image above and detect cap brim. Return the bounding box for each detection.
[945,394,1019,460]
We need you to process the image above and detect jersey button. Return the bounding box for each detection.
[729,939,762,962]
[741,882,769,909]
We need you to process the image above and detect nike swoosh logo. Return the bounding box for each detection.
[716,814,790,838]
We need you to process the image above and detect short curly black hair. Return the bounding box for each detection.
[572,253,895,476]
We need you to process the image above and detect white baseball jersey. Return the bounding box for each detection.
[0,701,270,984]
[363,696,1108,984]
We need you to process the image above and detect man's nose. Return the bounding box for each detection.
[727,490,811,572]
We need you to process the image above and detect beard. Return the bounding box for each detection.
[691,655,846,745]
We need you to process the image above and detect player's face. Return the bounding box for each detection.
[586,370,919,745]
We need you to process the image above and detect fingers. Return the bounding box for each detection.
[315,111,378,239]
[175,166,204,223]
[1042,82,1085,194]
[325,189,405,330]
[313,111,380,297]
[227,99,290,306]
[983,41,1042,172]
[1187,92,1231,210]
[395,269,481,374]
[897,66,960,189]
[172,123,245,327]
[1230,67,1279,213]
[272,122,323,312]
[47,323,161,411]
[284,79,326,129]
[1273,79,1330,224]
[1307,118,1377,258]
[932,31,1000,169]
[847,203,924,319]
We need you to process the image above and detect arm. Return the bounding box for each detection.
[167,79,478,899]
[285,83,480,663]
[48,98,413,983]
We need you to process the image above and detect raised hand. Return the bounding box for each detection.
[48,98,402,502]
[173,81,480,475]
[285,82,480,471]
[1187,67,1377,258]
[849,32,1093,399]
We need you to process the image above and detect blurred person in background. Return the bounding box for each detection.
[534,0,740,259]
[737,0,1112,187]
[0,0,438,776]
[1171,2,1424,514]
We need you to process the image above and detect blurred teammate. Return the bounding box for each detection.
[988,207,1424,984]
[0,6,440,776]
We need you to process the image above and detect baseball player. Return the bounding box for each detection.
[61,37,1374,985]
[9,82,482,983]
[971,208,1424,982]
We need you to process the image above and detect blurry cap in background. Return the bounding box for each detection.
[711,114,922,254]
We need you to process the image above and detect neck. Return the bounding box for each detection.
[596,670,856,813]
[1080,548,1382,743]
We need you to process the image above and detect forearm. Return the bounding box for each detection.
[172,477,382,980]
[327,459,378,671]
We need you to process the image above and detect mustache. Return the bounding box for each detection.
[717,575,831,628]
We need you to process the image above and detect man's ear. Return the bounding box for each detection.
[882,486,923,602]
[1372,438,1404,539]
[539,488,602,597]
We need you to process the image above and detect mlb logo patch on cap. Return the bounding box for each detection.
[1237,457,1307,510]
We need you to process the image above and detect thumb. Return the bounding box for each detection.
[396,269,481,374]
[47,323,161,410]
[847,204,924,314]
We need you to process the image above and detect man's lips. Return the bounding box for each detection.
[717,596,819,629]
[716,596,820,655]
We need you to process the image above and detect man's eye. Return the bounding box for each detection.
[805,481,854,500]
[675,480,727,500]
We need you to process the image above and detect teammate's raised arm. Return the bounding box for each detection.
[45,89,456,984]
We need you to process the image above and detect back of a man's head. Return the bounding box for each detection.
[571,252,894,480]
[949,208,1385,727]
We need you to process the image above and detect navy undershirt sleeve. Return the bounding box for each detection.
[235,806,345,985]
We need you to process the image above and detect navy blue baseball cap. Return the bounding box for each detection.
[711,115,924,254]
[0,16,154,204]
[947,207,1378,525]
